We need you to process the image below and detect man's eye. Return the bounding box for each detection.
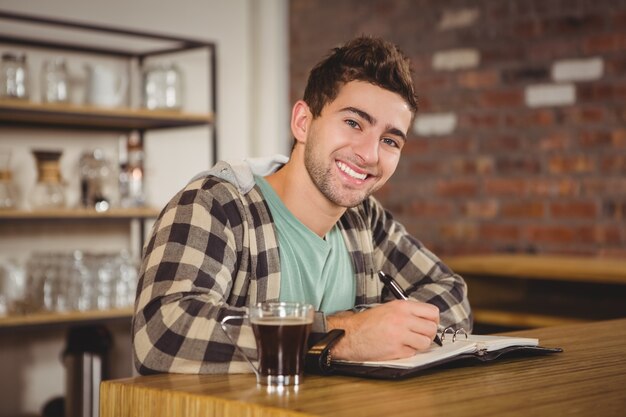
[345,119,360,129]
[382,137,400,148]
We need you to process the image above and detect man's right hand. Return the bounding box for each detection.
[326,300,440,362]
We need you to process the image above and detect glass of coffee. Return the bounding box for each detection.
[220,302,314,387]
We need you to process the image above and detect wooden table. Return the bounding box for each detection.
[101,318,626,417]
[443,255,626,328]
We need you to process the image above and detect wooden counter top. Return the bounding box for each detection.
[443,254,626,284]
[100,318,626,417]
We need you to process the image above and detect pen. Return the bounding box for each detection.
[377,271,443,347]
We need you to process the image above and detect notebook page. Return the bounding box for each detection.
[334,338,477,369]
[466,335,538,352]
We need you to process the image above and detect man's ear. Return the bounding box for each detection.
[291,100,312,144]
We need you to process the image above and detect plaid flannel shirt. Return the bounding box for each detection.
[133,157,472,375]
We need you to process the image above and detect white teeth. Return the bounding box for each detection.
[337,161,367,180]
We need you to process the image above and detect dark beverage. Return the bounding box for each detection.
[251,317,313,377]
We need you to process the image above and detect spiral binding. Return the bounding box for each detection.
[441,326,468,343]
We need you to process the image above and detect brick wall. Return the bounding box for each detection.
[290,0,626,258]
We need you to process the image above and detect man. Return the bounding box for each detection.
[133,36,472,375]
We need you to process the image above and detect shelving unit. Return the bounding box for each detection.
[0,10,218,415]
[0,9,217,258]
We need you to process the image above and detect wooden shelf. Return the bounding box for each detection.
[0,206,160,219]
[0,99,214,130]
[0,307,133,328]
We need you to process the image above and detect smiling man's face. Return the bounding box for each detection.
[303,80,413,208]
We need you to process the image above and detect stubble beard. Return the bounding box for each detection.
[303,135,375,209]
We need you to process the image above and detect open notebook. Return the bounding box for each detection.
[336,334,539,369]
[310,330,563,380]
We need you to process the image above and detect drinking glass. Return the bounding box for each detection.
[221,302,314,387]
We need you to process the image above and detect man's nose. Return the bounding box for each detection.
[353,134,379,165]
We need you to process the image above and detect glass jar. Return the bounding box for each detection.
[142,63,184,110]
[41,57,71,104]
[30,149,66,210]
[0,52,30,100]
[163,63,184,110]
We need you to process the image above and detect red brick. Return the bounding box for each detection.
[550,201,599,219]
[430,137,475,154]
[599,248,626,258]
[528,226,595,244]
[402,138,430,156]
[539,131,570,151]
[563,107,608,124]
[464,200,499,219]
[501,201,545,218]
[459,112,500,129]
[579,130,613,148]
[578,83,626,102]
[527,179,580,197]
[457,70,500,89]
[480,89,524,108]
[548,155,595,174]
[438,222,479,242]
[480,135,524,152]
[601,155,626,174]
[583,178,626,195]
[597,225,623,245]
[409,201,454,218]
[485,178,528,196]
[612,129,626,147]
[603,200,625,220]
[416,74,454,92]
[495,156,542,175]
[583,33,626,54]
[504,109,555,128]
[436,179,479,197]
[479,224,521,241]
[450,157,494,175]
[408,159,441,175]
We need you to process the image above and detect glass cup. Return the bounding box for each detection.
[221,302,314,387]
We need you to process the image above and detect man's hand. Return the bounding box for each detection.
[326,300,439,361]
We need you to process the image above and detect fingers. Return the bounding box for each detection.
[388,300,440,352]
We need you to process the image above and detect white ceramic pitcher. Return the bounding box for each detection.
[84,64,127,107]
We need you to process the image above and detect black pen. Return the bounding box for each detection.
[377,271,443,347]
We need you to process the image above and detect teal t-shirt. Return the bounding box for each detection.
[255,175,356,314]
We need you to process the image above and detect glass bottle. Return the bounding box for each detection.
[41,57,71,104]
[0,52,30,100]
[30,150,66,210]
[79,149,112,212]
[119,132,145,207]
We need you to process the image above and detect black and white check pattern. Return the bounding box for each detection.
[133,166,472,375]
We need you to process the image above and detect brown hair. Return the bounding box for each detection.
[303,36,418,118]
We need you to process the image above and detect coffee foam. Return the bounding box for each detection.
[250,316,314,325]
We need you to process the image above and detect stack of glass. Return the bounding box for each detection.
[0,250,139,316]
